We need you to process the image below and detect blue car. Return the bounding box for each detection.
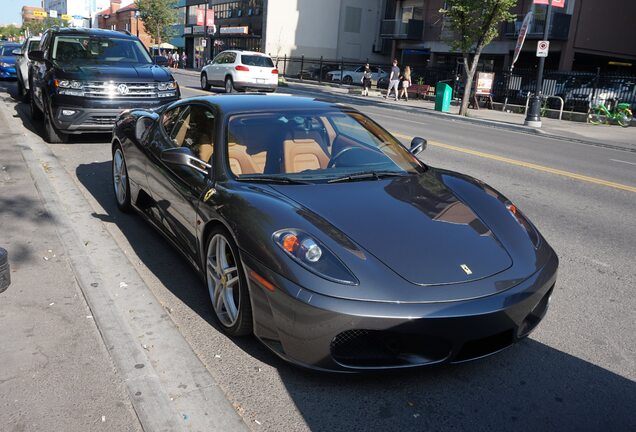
[0,43,21,80]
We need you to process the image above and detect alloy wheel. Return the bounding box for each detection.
[206,233,241,327]
[112,147,131,211]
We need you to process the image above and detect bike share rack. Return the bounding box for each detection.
[524,93,565,121]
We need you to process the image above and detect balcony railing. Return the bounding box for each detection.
[503,13,571,40]
[380,19,424,40]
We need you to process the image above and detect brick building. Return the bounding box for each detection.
[97,0,153,48]
[21,6,46,25]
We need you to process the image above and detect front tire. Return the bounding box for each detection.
[589,110,607,125]
[30,88,42,121]
[112,145,132,212]
[205,228,252,336]
[342,75,353,85]
[200,72,210,91]
[225,77,235,94]
[616,110,633,128]
[44,108,67,143]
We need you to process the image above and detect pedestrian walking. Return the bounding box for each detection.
[181,52,188,69]
[399,66,412,101]
[167,50,173,68]
[361,63,372,96]
[172,51,180,69]
[384,59,400,101]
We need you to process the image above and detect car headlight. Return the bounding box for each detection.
[506,202,540,247]
[0,62,12,68]
[157,81,177,91]
[273,229,358,285]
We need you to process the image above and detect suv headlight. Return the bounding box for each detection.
[273,229,358,285]
[54,79,85,96]
[0,62,12,68]
[157,81,177,91]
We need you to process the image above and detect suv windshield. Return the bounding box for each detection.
[0,45,20,56]
[27,40,41,52]
[51,36,152,64]
[227,109,424,182]
[241,55,274,67]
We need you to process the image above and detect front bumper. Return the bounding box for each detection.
[243,251,558,372]
[0,67,16,79]
[49,95,178,134]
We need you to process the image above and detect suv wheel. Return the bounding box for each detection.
[225,77,235,94]
[44,108,68,144]
[200,73,210,91]
[29,89,42,120]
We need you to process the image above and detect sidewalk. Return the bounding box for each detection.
[0,98,142,431]
[173,68,634,150]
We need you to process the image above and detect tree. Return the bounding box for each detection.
[135,0,177,45]
[0,24,21,40]
[440,0,516,116]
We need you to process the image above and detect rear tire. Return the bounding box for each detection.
[343,75,353,85]
[589,109,607,125]
[200,73,210,91]
[225,77,235,94]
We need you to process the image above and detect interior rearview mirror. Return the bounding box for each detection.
[410,137,427,156]
[161,147,211,175]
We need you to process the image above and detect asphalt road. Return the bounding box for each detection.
[2,75,635,432]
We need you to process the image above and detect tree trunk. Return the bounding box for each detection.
[459,50,483,116]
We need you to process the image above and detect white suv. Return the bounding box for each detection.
[15,36,41,100]
[200,50,278,93]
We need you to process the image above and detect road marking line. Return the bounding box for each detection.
[392,132,636,193]
[610,159,636,166]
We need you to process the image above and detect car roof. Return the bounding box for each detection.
[223,49,270,57]
[178,94,349,115]
[47,27,137,40]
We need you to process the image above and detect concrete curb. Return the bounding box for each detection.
[0,98,248,432]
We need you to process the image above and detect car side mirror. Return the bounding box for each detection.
[12,49,22,56]
[135,116,155,142]
[410,137,427,155]
[29,50,44,61]
[161,147,211,175]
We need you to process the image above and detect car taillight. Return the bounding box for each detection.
[272,69,278,74]
[235,65,250,72]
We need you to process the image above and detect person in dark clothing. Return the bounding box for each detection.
[384,59,400,101]
[361,63,372,96]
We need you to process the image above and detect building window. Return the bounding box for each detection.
[344,6,362,33]
[187,5,198,25]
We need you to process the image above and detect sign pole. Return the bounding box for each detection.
[525,0,554,127]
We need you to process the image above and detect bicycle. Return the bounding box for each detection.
[588,100,633,127]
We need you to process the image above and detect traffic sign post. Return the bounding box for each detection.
[536,40,550,57]
[525,0,555,128]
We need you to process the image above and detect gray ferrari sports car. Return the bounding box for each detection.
[111,94,558,372]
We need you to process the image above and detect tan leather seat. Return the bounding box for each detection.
[228,144,258,175]
[283,139,329,173]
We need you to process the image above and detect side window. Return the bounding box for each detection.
[162,105,215,162]
[227,52,237,64]
[169,105,192,147]
[212,53,224,64]
[161,106,182,140]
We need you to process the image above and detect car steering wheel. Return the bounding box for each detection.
[327,147,366,168]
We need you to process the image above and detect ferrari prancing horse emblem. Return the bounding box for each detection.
[203,188,216,202]
[460,264,473,275]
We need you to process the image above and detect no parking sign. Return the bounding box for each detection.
[536,40,550,57]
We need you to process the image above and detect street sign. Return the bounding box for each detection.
[61,14,72,21]
[201,38,207,47]
[33,10,47,17]
[512,11,533,67]
[536,40,550,57]
[534,0,565,8]
[49,10,58,18]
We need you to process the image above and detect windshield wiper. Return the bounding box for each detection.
[327,171,406,184]
[237,175,311,185]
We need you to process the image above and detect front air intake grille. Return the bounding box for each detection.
[331,329,451,368]
[454,329,514,362]
[85,115,118,126]
[83,81,159,98]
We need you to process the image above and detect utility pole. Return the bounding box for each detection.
[524,0,553,127]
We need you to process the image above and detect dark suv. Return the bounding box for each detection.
[29,27,179,143]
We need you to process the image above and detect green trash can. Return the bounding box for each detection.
[434,82,452,112]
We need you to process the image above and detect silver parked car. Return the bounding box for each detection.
[15,36,41,100]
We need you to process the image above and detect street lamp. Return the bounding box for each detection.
[135,10,140,37]
[524,0,553,128]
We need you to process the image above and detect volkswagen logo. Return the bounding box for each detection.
[116,84,129,95]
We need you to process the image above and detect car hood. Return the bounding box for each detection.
[271,173,513,286]
[0,56,16,66]
[55,63,172,81]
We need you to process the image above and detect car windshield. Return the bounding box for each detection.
[227,109,425,182]
[241,55,274,67]
[0,45,20,56]
[51,36,152,64]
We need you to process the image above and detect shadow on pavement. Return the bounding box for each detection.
[74,162,635,432]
